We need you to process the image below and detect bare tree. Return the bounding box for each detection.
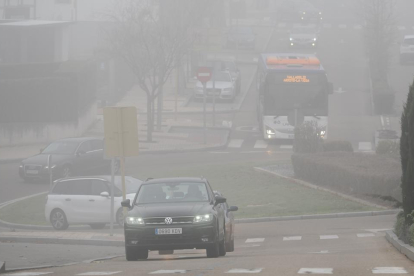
[360,0,397,79]
[103,0,206,142]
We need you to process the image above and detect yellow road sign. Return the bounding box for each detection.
[103,107,139,158]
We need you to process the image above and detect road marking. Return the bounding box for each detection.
[398,26,406,31]
[226,269,263,274]
[358,142,372,152]
[339,24,347,29]
[283,236,302,241]
[5,273,54,276]
[357,233,375,238]
[228,139,244,148]
[298,268,333,274]
[77,273,122,276]
[240,151,267,154]
[372,267,408,274]
[150,271,186,274]
[365,229,392,233]
[209,152,230,154]
[323,23,332,28]
[246,238,265,243]
[320,235,338,240]
[280,145,293,149]
[310,250,330,254]
[240,244,261,248]
[254,140,268,149]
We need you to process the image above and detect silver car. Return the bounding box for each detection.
[289,24,320,48]
[194,71,236,101]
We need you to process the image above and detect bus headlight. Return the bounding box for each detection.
[266,127,276,135]
[320,130,326,138]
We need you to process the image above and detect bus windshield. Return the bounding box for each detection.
[263,73,328,115]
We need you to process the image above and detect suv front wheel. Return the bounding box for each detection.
[50,209,69,230]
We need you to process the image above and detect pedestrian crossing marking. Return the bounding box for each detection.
[150,271,186,274]
[254,140,268,149]
[320,235,339,240]
[226,269,263,274]
[4,273,53,276]
[298,268,333,274]
[283,236,302,241]
[372,267,407,274]
[246,238,265,243]
[77,273,122,275]
[357,233,375,238]
[228,139,244,148]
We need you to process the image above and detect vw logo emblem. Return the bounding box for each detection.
[165,217,173,225]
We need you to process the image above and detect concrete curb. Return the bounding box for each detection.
[385,230,414,262]
[0,236,124,247]
[254,167,389,210]
[236,210,400,224]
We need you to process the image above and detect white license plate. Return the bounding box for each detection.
[155,228,182,235]
[26,170,39,175]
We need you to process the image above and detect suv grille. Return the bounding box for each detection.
[144,217,194,225]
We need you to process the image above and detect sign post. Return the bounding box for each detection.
[48,155,53,190]
[197,67,212,144]
[103,107,139,236]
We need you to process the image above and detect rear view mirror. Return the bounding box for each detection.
[215,196,227,206]
[228,206,238,212]
[121,199,131,208]
[100,191,109,197]
[328,82,334,95]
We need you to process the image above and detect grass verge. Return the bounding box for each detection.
[0,161,381,226]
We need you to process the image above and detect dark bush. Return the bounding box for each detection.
[293,121,323,154]
[376,140,400,157]
[322,140,353,152]
[291,151,401,202]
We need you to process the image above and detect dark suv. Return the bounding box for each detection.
[121,177,228,260]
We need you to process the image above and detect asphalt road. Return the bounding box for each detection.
[6,215,412,276]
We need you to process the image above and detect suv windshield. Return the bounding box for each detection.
[213,72,231,82]
[135,182,210,204]
[42,141,79,154]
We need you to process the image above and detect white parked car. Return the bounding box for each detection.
[45,176,142,230]
[400,35,414,65]
[194,71,236,101]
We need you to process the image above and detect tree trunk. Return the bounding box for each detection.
[157,85,163,131]
[146,96,153,142]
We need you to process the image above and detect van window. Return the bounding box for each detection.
[67,179,91,195]
[51,182,71,195]
[91,180,109,195]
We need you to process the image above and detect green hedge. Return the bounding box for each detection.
[291,152,401,202]
[322,140,354,152]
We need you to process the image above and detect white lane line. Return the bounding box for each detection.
[357,233,375,238]
[309,250,330,254]
[239,244,261,248]
[228,139,244,148]
[365,228,392,233]
[77,273,122,276]
[254,140,268,149]
[398,26,406,31]
[372,267,408,274]
[5,273,54,276]
[245,238,265,243]
[283,236,302,241]
[298,268,333,274]
[320,235,339,240]
[358,142,372,152]
[280,145,293,149]
[209,152,230,154]
[150,271,186,274]
[226,269,263,274]
[339,24,347,29]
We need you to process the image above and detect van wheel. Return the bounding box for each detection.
[219,227,226,256]
[137,249,149,260]
[206,241,220,258]
[89,223,106,230]
[50,209,69,230]
[126,247,138,261]
[227,238,235,252]
[61,165,72,178]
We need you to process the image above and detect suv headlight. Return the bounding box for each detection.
[313,38,317,41]
[126,217,144,225]
[193,214,213,223]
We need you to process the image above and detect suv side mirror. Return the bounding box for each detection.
[121,199,131,208]
[228,206,238,212]
[100,191,109,197]
[328,82,334,95]
[214,196,227,206]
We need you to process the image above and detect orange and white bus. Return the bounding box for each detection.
[256,54,333,140]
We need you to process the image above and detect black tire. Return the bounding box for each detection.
[61,165,72,178]
[227,238,235,252]
[219,226,226,256]
[206,241,220,258]
[137,249,149,260]
[116,208,124,227]
[126,247,138,261]
[50,209,69,230]
[89,223,106,230]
